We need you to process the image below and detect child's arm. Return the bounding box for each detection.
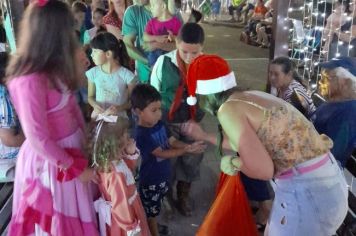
[143,32,169,43]
[88,81,104,114]
[106,25,123,40]
[151,136,206,159]
[0,128,25,147]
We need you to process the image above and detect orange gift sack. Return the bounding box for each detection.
[196,173,259,236]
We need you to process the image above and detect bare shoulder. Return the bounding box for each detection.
[217,100,247,124]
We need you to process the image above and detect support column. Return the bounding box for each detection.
[270,0,290,60]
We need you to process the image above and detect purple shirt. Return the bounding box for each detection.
[145,16,182,36]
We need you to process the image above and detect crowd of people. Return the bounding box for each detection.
[0,0,354,236]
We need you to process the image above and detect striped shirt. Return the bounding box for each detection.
[278,80,316,118]
[0,85,20,159]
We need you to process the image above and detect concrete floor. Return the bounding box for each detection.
[159,19,270,236]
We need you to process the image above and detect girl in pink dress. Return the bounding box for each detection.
[6,1,99,235]
[92,117,150,236]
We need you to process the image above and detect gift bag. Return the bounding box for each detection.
[196,173,258,236]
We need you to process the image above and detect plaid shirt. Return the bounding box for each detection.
[0,85,20,159]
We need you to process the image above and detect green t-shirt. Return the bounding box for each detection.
[122,5,152,83]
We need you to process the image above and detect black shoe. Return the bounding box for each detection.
[256,223,266,232]
[158,223,171,235]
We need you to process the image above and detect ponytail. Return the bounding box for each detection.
[116,39,131,69]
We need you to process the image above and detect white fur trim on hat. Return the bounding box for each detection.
[187,95,197,105]
[196,71,237,95]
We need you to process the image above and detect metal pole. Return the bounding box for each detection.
[270,0,289,59]
[8,0,25,37]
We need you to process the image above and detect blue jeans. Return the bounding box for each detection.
[147,49,166,67]
[266,153,348,236]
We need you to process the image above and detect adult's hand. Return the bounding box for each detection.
[181,121,208,141]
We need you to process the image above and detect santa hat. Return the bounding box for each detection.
[186,54,237,106]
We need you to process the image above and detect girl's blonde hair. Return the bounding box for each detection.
[6,1,79,90]
[93,117,130,172]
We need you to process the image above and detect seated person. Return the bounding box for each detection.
[312,57,356,167]
[228,0,246,22]
[269,57,316,118]
[255,7,273,48]
[244,0,268,37]
[240,0,257,24]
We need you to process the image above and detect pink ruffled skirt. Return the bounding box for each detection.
[8,129,98,236]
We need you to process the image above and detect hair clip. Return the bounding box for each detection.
[37,0,49,7]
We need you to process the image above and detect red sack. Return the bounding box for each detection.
[196,173,259,236]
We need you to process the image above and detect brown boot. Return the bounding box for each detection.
[176,181,192,216]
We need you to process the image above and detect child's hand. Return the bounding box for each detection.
[155,35,169,43]
[94,104,105,114]
[103,105,119,116]
[79,167,100,184]
[185,141,207,154]
[124,138,137,155]
[167,30,175,42]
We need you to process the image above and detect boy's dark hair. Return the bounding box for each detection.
[93,8,106,17]
[72,1,87,13]
[177,23,205,45]
[131,84,161,111]
[91,32,130,69]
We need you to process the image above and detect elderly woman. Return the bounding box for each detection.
[312,57,356,167]
[269,57,316,118]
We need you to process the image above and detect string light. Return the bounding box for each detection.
[284,0,355,93]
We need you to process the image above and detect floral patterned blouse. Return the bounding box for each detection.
[103,12,122,29]
[229,98,333,176]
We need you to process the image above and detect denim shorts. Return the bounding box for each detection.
[266,153,348,236]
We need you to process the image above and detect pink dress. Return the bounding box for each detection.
[7,73,98,236]
[96,150,150,236]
